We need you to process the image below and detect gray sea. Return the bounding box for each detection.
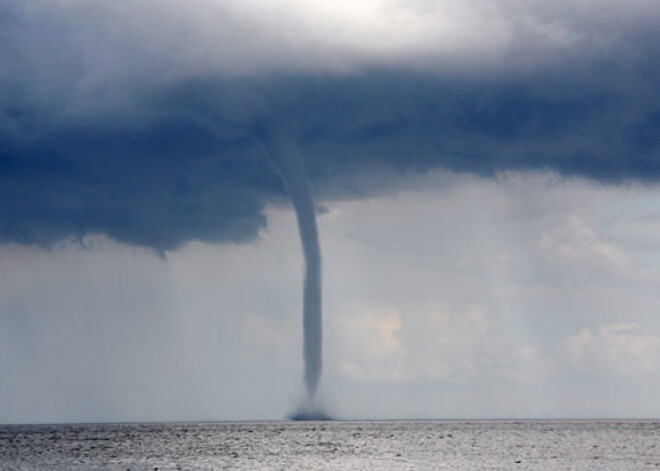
[1,420,659,470]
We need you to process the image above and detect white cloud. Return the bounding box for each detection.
[331,302,562,389]
[562,324,660,375]
[6,0,659,91]
[334,309,404,382]
[538,216,633,274]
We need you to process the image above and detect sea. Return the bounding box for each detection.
[1,420,659,470]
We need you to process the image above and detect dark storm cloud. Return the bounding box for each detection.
[0,114,279,248]
[1,1,660,250]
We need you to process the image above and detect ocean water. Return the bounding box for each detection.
[1,420,659,470]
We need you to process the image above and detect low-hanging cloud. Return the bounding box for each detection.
[2,0,660,250]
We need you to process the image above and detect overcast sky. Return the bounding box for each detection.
[2,0,660,423]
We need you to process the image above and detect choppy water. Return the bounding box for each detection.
[1,420,659,470]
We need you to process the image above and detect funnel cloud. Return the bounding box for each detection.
[259,123,324,411]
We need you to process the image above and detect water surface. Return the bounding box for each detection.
[1,420,659,470]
